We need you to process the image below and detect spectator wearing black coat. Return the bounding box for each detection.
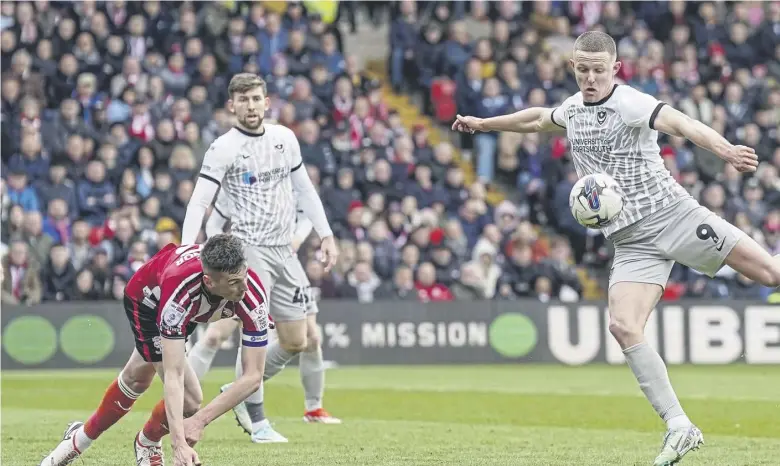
[42,244,77,301]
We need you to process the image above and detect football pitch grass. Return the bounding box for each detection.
[3,365,779,465]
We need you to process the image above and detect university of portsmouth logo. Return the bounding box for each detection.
[596,110,607,125]
[584,176,601,211]
[242,172,258,185]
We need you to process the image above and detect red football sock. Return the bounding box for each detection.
[142,400,170,443]
[83,377,139,439]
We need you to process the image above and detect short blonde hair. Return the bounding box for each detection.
[228,73,267,99]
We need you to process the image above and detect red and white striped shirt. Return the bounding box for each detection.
[124,243,269,345]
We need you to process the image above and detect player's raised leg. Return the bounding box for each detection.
[723,237,780,288]
[134,358,203,466]
[188,318,240,379]
[40,349,156,466]
[301,310,340,423]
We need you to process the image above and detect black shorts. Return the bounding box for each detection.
[124,295,197,362]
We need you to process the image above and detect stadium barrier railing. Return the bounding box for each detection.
[2,300,778,370]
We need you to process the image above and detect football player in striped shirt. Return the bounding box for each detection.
[40,234,270,466]
[180,74,341,443]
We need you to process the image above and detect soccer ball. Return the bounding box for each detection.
[569,173,624,229]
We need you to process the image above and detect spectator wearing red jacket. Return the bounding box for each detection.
[415,262,453,302]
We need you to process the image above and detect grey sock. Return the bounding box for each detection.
[246,400,265,423]
[263,342,297,381]
[624,342,687,424]
[299,346,325,411]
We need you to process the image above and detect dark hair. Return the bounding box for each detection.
[201,234,245,274]
[573,31,617,58]
[228,73,267,99]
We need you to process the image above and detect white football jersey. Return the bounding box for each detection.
[200,124,303,246]
[213,187,306,238]
[552,85,690,236]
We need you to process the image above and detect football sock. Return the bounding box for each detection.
[246,400,266,426]
[263,342,297,381]
[299,345,325,411]
[187,340,219,380]
[80,373,141,449]
[141,400,169,444]
[624,342,691,430]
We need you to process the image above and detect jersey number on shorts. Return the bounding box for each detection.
[293,286,311,306]
[696,223,726,251]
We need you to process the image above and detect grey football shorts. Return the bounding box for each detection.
[608,198,745,290]
[244,245,319,322]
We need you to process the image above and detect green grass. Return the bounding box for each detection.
[3,365,780,465]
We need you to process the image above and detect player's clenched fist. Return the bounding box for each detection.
[451,114,484,134]
[724,145,759,173]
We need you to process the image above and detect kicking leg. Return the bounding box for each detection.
[188,318,240,379]
[724,236,780,287]
[609,282,702,466]
[40,349,155,466]
[300,312,340,423]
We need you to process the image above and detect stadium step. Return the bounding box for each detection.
[363,60,603,299]
[365,59,505,207]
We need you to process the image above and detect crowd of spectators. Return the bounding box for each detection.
[391,0,779,301]
[0,1,585,307]
[3,0,775,306]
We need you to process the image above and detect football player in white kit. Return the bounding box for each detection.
[453,31,778,466]
[186,190,339,444]
[181,74,341,444]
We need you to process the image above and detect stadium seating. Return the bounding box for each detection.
[1,1,778,305]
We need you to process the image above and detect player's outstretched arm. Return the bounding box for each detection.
[188,344,266,434]
[653,105,759,173]
[159,337,190,448]
[452,107,563,134]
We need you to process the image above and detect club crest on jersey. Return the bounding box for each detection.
[584,176,601,210]
[274,143,284,151]
[596,110,607,125]
[242,172,258,185]
[221,308,234,319]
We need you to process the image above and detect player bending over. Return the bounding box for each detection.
[180,73,340,443]
[453,31,779,466]
[185,191,337,444]
[40,234,271,466]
